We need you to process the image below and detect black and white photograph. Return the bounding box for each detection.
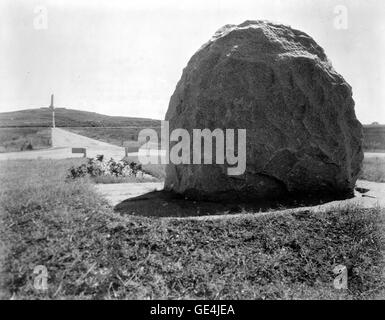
[0,0,384,305]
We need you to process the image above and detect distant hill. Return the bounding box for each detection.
[0,107,161,128]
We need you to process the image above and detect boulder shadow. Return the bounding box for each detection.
[114,189,354,218]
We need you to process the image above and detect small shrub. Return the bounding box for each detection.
[69,163,88,178]
[67,156,145,180]
[20,142,33,151]
[26,142,33,150]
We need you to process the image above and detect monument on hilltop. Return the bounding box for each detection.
[49,94,55,128]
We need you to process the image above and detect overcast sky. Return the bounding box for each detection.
[0,0,384,124]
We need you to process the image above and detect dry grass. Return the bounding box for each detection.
[66,127,150,149]
[0,127,51,152]
[0,126,156,153]
[0,159,384,299]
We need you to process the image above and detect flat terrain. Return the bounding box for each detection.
[0,126,150,153]
[95,182,164,206]
[0,127,51,152]
[0,128,163,162]
[361,156,385,182]
[363,125,385,151]
[0,158,384,299]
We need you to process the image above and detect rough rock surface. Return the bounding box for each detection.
[164,20,363,201]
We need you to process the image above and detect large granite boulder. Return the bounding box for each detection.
[164,20,363,201]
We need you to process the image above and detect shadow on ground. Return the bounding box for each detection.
[114,190,354,218]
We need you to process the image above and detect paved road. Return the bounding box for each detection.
[95,182,164,206]
[364,152,385,158]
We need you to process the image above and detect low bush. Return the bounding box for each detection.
[67,156,143,180]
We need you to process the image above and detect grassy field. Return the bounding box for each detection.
[0,159,384,299]
[0,127,158,153]
[363,125,385,151]
[0,127,51,152]
[66,127,160,148]
[360,157,385,183]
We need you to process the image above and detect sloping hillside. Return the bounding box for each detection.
[0,108,161,152]
[0,107,161,127]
